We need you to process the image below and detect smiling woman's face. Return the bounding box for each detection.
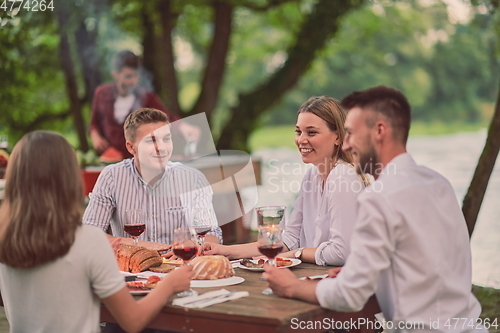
[128,122,172,175]
[295,112,339,167]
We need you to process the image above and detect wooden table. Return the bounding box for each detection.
[101,263,380,333]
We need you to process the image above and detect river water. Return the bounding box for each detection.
[250,130,500,288]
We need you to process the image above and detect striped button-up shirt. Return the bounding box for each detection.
[82,158,222,245]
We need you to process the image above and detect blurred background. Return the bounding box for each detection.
[1,0,498,151]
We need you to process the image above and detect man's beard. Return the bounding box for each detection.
[356,141,380,177]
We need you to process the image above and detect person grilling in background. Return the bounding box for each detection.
[89,50,199,160]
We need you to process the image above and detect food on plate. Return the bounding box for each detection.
[276,257,293,267]
[126,275,162,291]
[190,255,234,280]
[162,257,184,265]
[116,244,162,273]
[241,258,265,268]
[240,257,293,269]
[149,263,177,273]
[144,275,161,289]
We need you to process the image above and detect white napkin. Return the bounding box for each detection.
[173,289,249,308]
[230,260,242,268]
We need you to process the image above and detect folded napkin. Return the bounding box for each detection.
[173,289,249,308]
[230,260,242,268]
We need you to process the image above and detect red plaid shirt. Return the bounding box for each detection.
[90,83,180,158]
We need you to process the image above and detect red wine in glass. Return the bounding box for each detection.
[258,245,284,259]
[173,247,199,261]
[124,224,146,237]
[173,228,199,297]
[194,226,211,236]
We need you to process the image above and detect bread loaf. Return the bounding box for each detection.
[190,255,234,280]
[116,244,162,273]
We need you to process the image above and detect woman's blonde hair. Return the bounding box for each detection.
[0,131,83,269]
[298,96,371,186]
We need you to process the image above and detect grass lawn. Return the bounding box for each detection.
[473,285,500,332]
[249,121,487,152]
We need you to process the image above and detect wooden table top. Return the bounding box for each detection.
[101,262,380,333]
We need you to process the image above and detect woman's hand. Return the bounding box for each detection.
[164,265,194,293]
[201,242,230,257]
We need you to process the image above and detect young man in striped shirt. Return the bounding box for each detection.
[83,108,222,246]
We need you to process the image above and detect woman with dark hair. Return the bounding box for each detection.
[204,96,369,266]
[0,131,192,333]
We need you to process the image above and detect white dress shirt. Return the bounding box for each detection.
[83,158,222,245]
[316,153,483,333]
[282,163,363,266]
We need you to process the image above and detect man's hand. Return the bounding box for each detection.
[110,237,122,252]
[162,251,180,261]
[263,264,320,304]
[262,265,300,298]
[106,235,123,252]
[90,129,109,154]
[328,267,342,278]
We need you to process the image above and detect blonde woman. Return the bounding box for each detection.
[204,96,369,266]
[0,131,192,333]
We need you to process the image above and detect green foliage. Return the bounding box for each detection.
[472,285,500,323]
[266,1,499,126]
[249,121,489,151]
[1,0,499,150]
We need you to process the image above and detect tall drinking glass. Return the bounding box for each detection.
[190,207,212,246]
[124,209,146,246]
[172,228,199,297]
[258,224,284,295]
[255,206,285,226]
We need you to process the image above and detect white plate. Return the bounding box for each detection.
[237,258,301,272]
[190,276,245,288]
[129,288,151,296]
[128,276,245,293]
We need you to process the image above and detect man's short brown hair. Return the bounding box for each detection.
[341,86,411,144]
[112,50,141,72]
[124,108,169,142]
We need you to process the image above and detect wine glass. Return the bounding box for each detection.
[124,209,146,246]
[258,224,284,295]
[255,206,285,227]
[172,228,199,297]
[190,207,212,246]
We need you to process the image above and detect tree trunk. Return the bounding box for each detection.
[56,7,89,152]
[141,6,164,100]
[75,19,102,105]
[158,0,182,115]
[216,0,364,151]
[189,1,233,123]
[462,81,500,237]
